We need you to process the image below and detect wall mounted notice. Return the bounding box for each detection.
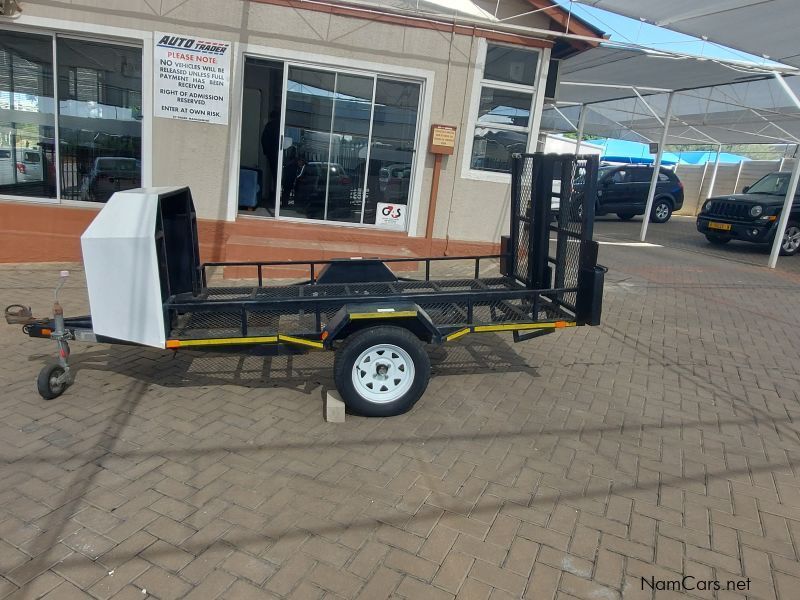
[154,32,231,125]
[376,202,407,231]
[429,124,457,155]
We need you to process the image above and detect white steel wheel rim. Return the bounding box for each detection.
[655,203,669,220]
[783,226,800,252]
[352,343,415,404]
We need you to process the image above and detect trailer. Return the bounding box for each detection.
[7,153,605,417]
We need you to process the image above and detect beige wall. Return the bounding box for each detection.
[19,0,556,243]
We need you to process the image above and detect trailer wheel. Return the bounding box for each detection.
[334,326,430,417]
[37,363,68,400]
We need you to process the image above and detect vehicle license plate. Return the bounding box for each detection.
[708,222,731,231]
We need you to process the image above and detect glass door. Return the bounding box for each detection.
[326,73,373,223]
[363,78,420,225]
[274,64,421,228]
[278,66,335,220]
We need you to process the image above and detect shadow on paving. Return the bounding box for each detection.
[4,380,150,594]
[25,335,539,394]
[5,250,800,591]
[5,320,800,579]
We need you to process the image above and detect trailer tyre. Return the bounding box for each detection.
[37,363,68,400]
[334,326,430,417]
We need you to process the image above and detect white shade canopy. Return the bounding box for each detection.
[543,46,800,145]
[573,0,800,68]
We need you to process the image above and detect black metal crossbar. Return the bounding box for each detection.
[201,254,505,288]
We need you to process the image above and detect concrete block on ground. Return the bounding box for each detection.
[325,389,346,423]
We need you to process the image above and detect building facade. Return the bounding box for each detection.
[0,0,600,264]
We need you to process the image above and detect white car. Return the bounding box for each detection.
[0,147,44,186]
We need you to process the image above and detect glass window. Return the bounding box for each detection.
[477,87,531,128]
[56,38,142,203]
[484,44,538,86]
[610,169,630,184]
[0,31,56,198]
[470,44,540,174]
[470,128,527,173]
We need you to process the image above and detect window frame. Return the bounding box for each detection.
[461,38,548,184]
[0,18,151,208]
[229,41,435,235]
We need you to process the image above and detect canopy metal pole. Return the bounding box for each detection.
[768,73,800,268]
[706,144,722,199]
[767,156,800,268]
[575,104,587,154]
[640,92,674,242]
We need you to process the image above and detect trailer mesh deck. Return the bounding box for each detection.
[168,276,570,340]
[164,153,601,344]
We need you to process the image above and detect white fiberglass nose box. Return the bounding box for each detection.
[80,187,200,348]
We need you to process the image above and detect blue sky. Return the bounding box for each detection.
[554,1,779,66]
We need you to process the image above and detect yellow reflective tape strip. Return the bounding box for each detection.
[349,311,418,320]
[278,335,325,349]
[445,328,471,342]
[166,336,278,348]
[472,321,576,333]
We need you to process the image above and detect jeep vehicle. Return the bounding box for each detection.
[696,171,800,256]
[591,165,684,223]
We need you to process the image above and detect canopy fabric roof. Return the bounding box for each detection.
[573,0,800,68]
[594,139,749,165]
[543,46,800,145]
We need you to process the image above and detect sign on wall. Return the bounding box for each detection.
[376,203,407,231]
[154,32,231,125]
[429,124,457,155]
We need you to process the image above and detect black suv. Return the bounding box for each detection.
[696,171,800,256]
[592,165,684,223]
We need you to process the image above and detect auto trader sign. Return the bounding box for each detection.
[154,33,231,125]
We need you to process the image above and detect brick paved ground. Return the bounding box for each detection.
[1,223,800,600]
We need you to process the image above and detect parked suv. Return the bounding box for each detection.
[591,165,684,223]
[696,171,800,256]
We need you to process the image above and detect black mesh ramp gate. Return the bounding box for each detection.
[509,153,601,324]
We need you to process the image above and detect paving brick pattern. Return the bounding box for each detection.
[1,230,799,599]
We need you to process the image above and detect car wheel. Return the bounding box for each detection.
[780,222,800,256]
[333,326,431,417]
[705,234,730,246]
[650,199,672,223]
[616,212,635,221]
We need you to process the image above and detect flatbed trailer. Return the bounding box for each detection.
[9,153,605,416]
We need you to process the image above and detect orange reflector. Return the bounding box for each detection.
[165,340,181,348]
[555,321,567,328]
[40,328,52,336]
[321,331,329,340]
[768,215,778,221]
